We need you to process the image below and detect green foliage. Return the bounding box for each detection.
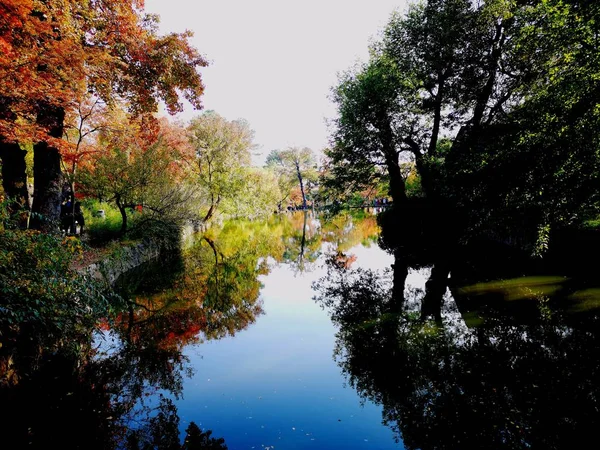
[222,167,281,219]
[0,225,123,353]
[80,197,183,250]
[81,199,128,246]
[403,163,423,198]
[582,215,600,230]
[328,55,411,203]
[265,147,318,209]
[79,135,202,234]
[329,0,600,251]
[188,111,255,222]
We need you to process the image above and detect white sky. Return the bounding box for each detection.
[145,0,409,164]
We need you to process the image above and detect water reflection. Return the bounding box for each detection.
[0,317,226,449]
[280,211,322,273]
[0,215,297,449]
[315,242,600,449]
[5,207,600,449]
[272,209,382,273]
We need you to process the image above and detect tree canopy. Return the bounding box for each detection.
[0,0,207,143]
[0,0,207,229]
[328,0,600,249]
[266,147,318,210]
[188,111,256,222]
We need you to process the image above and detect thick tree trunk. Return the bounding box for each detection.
[386,152,408,205]
[0,141,30,227]
[30,144,63,231]
[420,261,451,322]
[30,105,65,231]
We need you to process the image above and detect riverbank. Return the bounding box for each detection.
[72,222,198,285]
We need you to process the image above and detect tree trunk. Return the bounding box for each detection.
[30,105,65,231]
[386,152,408,205]
[295,161,307,209]
[202,195,221,223]
[0,141,30,227]
[381,119,408,205]
[116,196,128,233]
[30,144,63,231]
[420,261,451,322]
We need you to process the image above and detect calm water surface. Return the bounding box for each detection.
[177,245,399,449]
[122,211,404,449]
[2,210,599,449]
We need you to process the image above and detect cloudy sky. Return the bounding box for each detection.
[145,0,408,164]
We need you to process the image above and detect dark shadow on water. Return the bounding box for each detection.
[314,206,600,450]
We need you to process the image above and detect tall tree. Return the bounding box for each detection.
[266,147,317,210]
[188,111,255,223]
[330,0,600,247]
[0,0,207,230]
[329,56,413,205]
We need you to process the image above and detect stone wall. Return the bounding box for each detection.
[83,241,161,285]
[80,221,205,285]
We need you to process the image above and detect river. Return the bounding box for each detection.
[2,210,599,449]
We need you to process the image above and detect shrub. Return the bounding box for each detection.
[0,222,123,356]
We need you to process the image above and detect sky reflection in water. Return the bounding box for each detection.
[3,210,599,449]
[177,242,401,449]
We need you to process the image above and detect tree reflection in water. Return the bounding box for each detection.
[314,248,600,450]
[0,218,292,449]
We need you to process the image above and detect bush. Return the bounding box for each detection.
[0,222,123,356]
[127,219,182,252]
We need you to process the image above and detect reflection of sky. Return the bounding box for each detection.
[176,243,403,449]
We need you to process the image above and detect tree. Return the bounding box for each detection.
[265,147,317,209]
[79,115,199,233]
[224,167,281,219]
[0,0,207,230]
[329,56,414,205]
[453,0,600,237]
[60,96,112,232]
[330,0,600,249]
[188,111,254,223]
[265,154,298,211]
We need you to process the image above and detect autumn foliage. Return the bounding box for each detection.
[0,0,207,145]
[0,0,207,228]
